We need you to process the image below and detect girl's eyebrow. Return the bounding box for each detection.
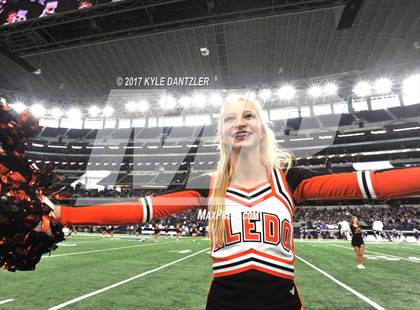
[224,110,254,117]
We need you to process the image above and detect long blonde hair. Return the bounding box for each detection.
[209,98,293,245]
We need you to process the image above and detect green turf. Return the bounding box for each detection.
[0,236,419,309]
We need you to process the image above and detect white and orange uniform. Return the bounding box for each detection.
[210,168,296,280]
[60,166,420,310]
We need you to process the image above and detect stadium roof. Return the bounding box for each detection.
[0,0,419,102]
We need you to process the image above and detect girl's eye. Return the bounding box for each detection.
[245,113,256,119]
[224,116,235,123]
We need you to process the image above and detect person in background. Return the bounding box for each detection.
[350,216,365,269]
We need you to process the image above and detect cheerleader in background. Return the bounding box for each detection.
[350,216,365,269]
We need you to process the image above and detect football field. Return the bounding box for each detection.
[0,234,419,310]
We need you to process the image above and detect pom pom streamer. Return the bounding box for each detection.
[0,102,64,272]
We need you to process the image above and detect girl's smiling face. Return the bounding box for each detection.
[220,100,265,152]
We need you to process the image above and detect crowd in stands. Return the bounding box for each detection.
[295,205,419,230]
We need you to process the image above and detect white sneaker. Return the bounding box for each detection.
[359,265,366,269]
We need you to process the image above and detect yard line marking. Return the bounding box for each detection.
[0,299,14,305]
[48,247,209,310]
[43,241,177,258]
[296,255,385,310]
[330,244,420,263]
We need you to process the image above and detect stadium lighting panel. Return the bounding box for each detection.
[308,85,323,97]
[125,101,137,112]
[88,105,101,117]
[193,94,207,108]
[258,89,271,101]
[209,93,223,106]
[179,96,192,108]
[402,74,420,106]
[243,91,257,101]
[225,93,241,102]
[137,100,149,112]
[50,107,63,118]
[353,81,371,97]
[103,106,114,117]
[323,82,338,96]
[10,101,27,113]
[277,85,296,100]
[30,103,46,117]
[159,95,177,110]
[67,108,82,119]
[373,78,392,94]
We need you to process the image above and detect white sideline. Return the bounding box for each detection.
[0,299,14,305]
[43,241,176,258]
[48,248,209,310]
[330,244,420,263]
[296,255,386,310]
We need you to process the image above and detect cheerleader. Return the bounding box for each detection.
[31,98,420,309]
[350,216,365,269]
[191,224,197,242]
[176,224,182,241]
[153,223,160,242]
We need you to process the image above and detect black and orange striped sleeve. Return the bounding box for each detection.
[287,166,420,203]
[60,174,211,226]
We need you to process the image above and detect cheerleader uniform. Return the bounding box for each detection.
[59,166,420,310]
[350,224,364,247]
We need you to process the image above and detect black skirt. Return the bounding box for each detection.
[206,270,303,310]
[351,235,364,247]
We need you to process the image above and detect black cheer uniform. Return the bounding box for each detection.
[350,224,364,247]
